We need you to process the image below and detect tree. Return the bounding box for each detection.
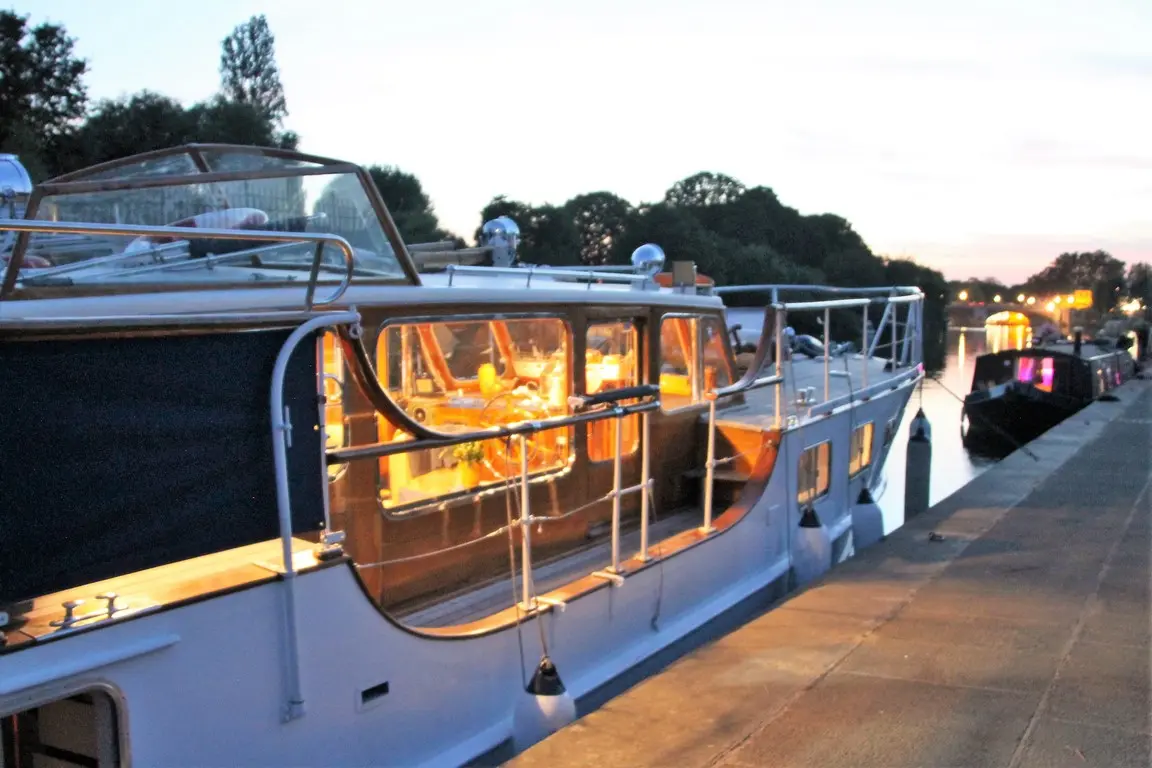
[1128,263,1152,306]
[0,11,88,170]
[57,91,299,173]
[1022,250,1126,312]
[563,191,633,266]
[366,165,455,244]
[220,15,288,125]
[664,171,746,208]
[64,91,193,168]
[477,197,581,266]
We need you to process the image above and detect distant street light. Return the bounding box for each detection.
[958,290,969,301]
[1066,295,1074,304]
[993,294,1002,302]
[1045,301,1056,312]
[1017,293,1026,302]
[1027,296,1036,305]
[1054,296,1061,304]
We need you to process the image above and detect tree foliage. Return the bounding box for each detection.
[563,191,633,265]
[0,11,87,172]
[219,14,288,124]
[366,165,457,244]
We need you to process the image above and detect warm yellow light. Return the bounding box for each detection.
[1027,296,1036,305]
[1045,302,1056,312]
[1066,295,1074,303]
[958,290,968,301]
[1017,294,1026,302]
[1053,296,1061,304]
[1120,298,1142,315]
[993,294,1002,303]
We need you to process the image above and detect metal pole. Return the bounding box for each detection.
[611,407,623,571]
[520,435,533,610]
[703,393,718,532]
[861,303,870,389]
[891,303,899,370]
[823,307,831,401]
[638,410,652,561]
[774,306,785,429]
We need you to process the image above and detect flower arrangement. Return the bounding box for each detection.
[452,441,484,465]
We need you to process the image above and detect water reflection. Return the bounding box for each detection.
[875,323,1031,533]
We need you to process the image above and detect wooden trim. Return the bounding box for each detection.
[45,144,348,184]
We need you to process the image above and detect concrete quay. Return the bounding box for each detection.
[510,380,1152,768]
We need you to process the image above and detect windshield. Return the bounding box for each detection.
[4,154,414,291]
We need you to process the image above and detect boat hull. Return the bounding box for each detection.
[0,379,917,768]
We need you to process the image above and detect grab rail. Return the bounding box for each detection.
[0,219,358,308]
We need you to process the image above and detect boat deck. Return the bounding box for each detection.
[723,353,914,428]
[510,379,1152,768]
[399,508,708,629]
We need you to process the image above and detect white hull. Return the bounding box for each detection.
[0,379,915,768]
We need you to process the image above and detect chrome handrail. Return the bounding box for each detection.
[0,219,358,309]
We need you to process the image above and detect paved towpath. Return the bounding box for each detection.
[510,380,1152,767]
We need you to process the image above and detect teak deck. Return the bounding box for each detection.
[1,538,322,651]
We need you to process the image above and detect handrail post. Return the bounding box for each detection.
[519,435,534,611]
[269,310,360,723]
[823,307,831,401]
[774,306,785,429]
[702,391,717,533]
[861,303,870,390]
[610,407,624,572]
[890,301,899,370]
[638,409,652,561]
[868,302,892,358]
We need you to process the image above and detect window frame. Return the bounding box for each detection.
[657,311,735,414]
[371,311,576,517]
[797,440,832,506]
[848,421,874,478]
[586,319,642,462]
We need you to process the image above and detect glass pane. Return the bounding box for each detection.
[849,422,874,476]
[321,332,349,482]
[375,317,572,512]
[701,316,733,391]
[798,442,831,505]
[23,170,406,286]
[659,316,697,411]
[586,321,640,461]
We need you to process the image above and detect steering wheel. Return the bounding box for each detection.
[479,391,552,479]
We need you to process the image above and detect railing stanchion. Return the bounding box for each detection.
[861,303,870,389]
[638,409,652,561]
[890,300,899,371]
[774,306,785,429]
[823,307,831,401]
[610,407,624,572]
[519,435,534,611]
[703,392,717,533]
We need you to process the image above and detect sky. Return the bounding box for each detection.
[28,0,1152,284]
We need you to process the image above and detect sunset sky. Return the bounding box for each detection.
[30,0,1152,283]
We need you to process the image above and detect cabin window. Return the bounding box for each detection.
[797,441,831,505]
[321,332,349,482]
[659,314,734,412]
[373,316,573,512]
[586,321,640,462]
[701,316,734,391]
[1016,356,1055,393]
[849,422,874,476]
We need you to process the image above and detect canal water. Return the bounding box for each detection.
[874,325,1032,533]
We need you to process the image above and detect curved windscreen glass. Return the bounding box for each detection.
[7,167,411,288]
